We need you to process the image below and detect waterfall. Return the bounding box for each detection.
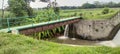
[64,24,69,37]
[58,25,69,39]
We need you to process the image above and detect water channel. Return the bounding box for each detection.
[46,25,120,47]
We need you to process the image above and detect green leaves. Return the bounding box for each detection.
[8,0,34,17]
[102,7,110,14]
[32,26,65,39]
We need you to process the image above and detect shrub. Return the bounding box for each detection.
[102,7,110,14]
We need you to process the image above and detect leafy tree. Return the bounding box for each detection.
[107,1,116,7]
[8,0,35,17]
[51,0,60,15]
[93,1,102,8]
[82,2,96,8]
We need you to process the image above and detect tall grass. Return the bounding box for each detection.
[0,32,120,54]
[31,26,65,40]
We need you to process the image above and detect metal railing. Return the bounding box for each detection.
[0,14,61,31]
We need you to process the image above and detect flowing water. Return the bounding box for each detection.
[98,29,120,47]
[47,25,120,47]
[48,25,101,46]
[49,36,100,46]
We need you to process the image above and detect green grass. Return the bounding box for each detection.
[60,8,120,20]
[0,32,120,54]
[1,8,120,20]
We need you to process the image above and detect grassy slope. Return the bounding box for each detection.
[60,8,120,20]
[0,33,120,54]
[1,8,119,20]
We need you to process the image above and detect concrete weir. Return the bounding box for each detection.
[97,29,120,47]
[68,12,120,40]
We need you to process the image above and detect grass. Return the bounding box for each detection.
[1,8,120,20]
[60,8,120,20]
[0,32,120,54]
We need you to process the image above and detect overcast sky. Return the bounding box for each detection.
[0,0,120,9]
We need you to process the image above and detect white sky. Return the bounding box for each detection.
[0,0,120,9]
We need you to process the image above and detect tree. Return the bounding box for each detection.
[51,0,60,15]
[8,0,35,17]
[40,0,50,2]
[45,0,60,15]
[93,1,101,8]
[82,2,96,8]
[107,1,116,7]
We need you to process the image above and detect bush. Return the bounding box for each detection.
[102,7,110,14]
[102,8,109,14]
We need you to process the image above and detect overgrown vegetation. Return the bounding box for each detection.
[102,7,110,14]
[8,0,34,17]
[0,32,120,54]
[60,8,119,20]
[31,26,65,39]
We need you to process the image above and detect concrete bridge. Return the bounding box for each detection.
[0,16,82,35]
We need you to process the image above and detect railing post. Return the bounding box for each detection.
[58,15,60,21]
[32,20,34,27]
[0,18,2,30]
[48,15,50,24]
[7,18,10,31]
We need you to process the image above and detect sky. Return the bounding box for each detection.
[0,0,120,9]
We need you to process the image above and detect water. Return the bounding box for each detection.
[48,25,120,47]
[112,29,120,45]
[95,29,120,47]
[49,25,99,46]
[64,24,69,37]
[49,36,100,46]
[98,29,120,47]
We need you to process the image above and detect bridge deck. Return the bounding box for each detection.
[0,16,80,33]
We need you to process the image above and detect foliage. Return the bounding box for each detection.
[32,26,65,39]
[8,0,34,17]
[82,2,96,9]
[1,32,120,54]
[102,7,110,14]
[60,1,120,9]
[60,8,119,20]
[26,8,59,23]
[54,7,60,15]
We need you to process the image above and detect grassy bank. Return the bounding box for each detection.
[60,8,120,20]
[0,32,120,54]
[1,8,119,20]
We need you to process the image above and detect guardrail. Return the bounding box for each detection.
[0,14,61,31]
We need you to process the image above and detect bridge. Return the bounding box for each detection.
[0,16,82,35]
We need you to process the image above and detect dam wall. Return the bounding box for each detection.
[68,12,120,40]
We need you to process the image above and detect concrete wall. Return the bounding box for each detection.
[68,13,120,40]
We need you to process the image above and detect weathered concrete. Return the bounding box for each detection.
[68,12,120,40]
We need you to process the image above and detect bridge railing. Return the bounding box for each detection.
[0,15,61,31]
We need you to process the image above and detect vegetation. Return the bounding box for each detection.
[0,8,119,29]
[0,32,120,54]
[102,7,110,14]
[31,26,65,39]
[8,0,34,17]
[60,1,120,9]
[60,8,119,20]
